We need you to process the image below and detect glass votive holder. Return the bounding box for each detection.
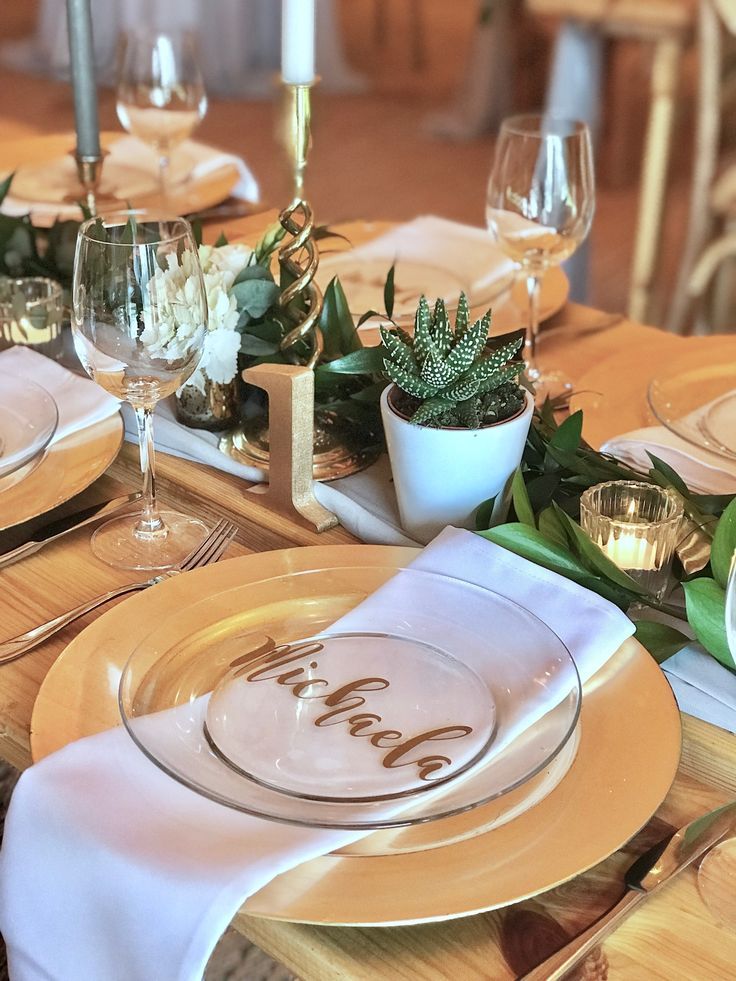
[579,480,684,600]
[0,277,64,361]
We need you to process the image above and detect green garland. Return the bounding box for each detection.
[475,404,736,672]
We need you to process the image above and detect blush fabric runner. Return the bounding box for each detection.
[0,528,633,981]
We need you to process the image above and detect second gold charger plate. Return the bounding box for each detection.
[0,413,123,530]
[31,545,680,926]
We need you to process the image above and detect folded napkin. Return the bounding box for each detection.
[0,346,120,443]
[603,425,736,496]
[663,643,736,733]
[1,136,259,221]
[319,215,516,320]
[0,528,634,981]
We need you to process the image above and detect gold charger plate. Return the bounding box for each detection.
[0,413,123,530]
[570,333,736,450]
[2,133,240,226]
[31,545,681,926]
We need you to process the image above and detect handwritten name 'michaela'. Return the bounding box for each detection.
[229,637,473,782]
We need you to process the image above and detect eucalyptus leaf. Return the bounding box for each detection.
[511,468,535,527]
[233,264,273,285]
[239,334,280,355]
[633,620,691,663]
[231,279,280,318]
[683,578,735,670]
[710,496,736,588]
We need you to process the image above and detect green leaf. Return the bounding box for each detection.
[710,496,736,588]
[411,396,457,426]
[633,620,691,664]
[647,452,690,498]
[474,495,497,530]
[214,231,228,247]
[316,346,386,376]
[552,503,647,595]
[683,578,735,670]
[379,326,417,372]
[233,263,274,285]
[413,296,433,361]
[537,506,568,549]
[320,277,362,359]
[479,523,592,580]
[357,309,383,326]
[240,334,280,355]
[190,218,203,246]
[511,468,535,527]
[231,279,280,317]
[0,171,14,205]
[383,265,395,320]
[550,410,583,454]
[253,222,286,264]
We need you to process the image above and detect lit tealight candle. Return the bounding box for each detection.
[603,530,657,572]
[282,0,316,85]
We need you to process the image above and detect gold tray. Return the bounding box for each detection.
[31,545,681,926]
[0,413,123,530]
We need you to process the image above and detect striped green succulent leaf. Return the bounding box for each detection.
[410,395,457,426]
[419,345,455,390]
[459,335,522,385]
[413,296,433,362]
[444,376,481,401]
[443,317,488,380]
[432,298,453,355]
[383,359,436,399]
[454,292,470,339]
[379,325,417,373]
[475,363,523,396]
[456,397,481,429]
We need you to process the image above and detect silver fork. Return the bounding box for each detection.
[0,518,237,665]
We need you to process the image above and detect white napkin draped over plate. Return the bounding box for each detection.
[0,528,634,981]
[0,346,120,442]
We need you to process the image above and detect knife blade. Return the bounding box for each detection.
[0,492,142,570]
[521,799,736,981]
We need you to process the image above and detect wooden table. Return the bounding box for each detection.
[1,214,735,980]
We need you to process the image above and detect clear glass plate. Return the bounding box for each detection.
[647,352,736,461]
[0,373,58,479]
[119,566,581,829]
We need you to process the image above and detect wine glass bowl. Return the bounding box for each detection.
[486,114,595,401]
[72,211,209,571]
[116,32,208,196]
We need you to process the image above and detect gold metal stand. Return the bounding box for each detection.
[223,80,379,486]
[72,152,106,216]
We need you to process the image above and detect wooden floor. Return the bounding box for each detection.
[0,0,704,322]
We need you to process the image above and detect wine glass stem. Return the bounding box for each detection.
[133,405,166,540]
[524,273,541,376]
[158,152,170,197]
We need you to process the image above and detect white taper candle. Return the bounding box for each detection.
[282,0,316,85]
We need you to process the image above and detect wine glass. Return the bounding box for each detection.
[486,114,595,402]
[116,32,208,197]
[696,552,736,928]
[72,211,209,571]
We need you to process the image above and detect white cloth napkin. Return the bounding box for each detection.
[0,527,634,981]
[319,215,516,320]
[0,346,120,443]
[1,137,259,221]
[664,643,736,733]
[602,402,736,496]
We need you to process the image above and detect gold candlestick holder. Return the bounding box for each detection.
[223,80,379,483]
[72,151,106,216]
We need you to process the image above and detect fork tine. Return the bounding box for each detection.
[192,525,237,569]
[179,519,230,572]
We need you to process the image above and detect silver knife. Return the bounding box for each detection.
[0,492,142,570]
[521,799,736,980]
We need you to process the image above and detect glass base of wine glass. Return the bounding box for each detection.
[90,511,210,572]
[525,366,574,406]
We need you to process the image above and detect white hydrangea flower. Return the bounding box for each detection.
[141,251,207,362]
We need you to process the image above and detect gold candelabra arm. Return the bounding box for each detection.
[73,151,106,217]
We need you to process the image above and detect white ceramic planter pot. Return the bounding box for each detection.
[380,386,534,544]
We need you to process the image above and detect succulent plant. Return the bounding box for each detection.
[380,293,524,428]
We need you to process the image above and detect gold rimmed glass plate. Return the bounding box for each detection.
[117,566,581,829]
[0,413,123,530]
[31,545,681,926]
[647,349,736,461]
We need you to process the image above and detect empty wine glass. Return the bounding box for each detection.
[116,32,208,197]
[72,211,209,571]
[486,114,595,402]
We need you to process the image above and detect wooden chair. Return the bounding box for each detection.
[526,0,697,324]
[666,0,736,334]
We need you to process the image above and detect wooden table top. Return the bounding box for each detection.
[0,210,735,980]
